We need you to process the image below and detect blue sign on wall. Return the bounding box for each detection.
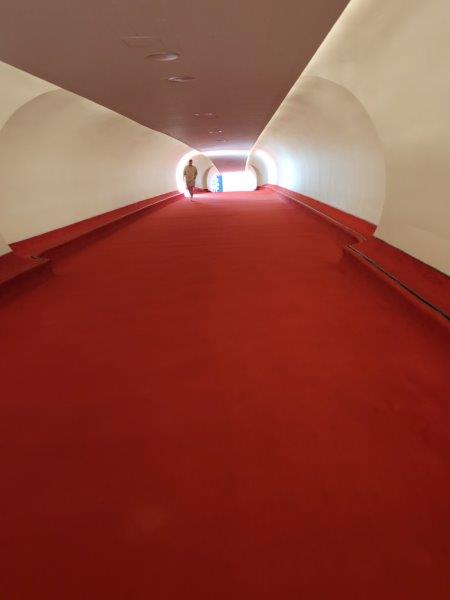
[211,174,223,192]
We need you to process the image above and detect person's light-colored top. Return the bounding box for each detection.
[183,165,198,187]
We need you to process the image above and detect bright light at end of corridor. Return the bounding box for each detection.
[176,150,251,193]
[176,149,274,193]
[222,170,257,192]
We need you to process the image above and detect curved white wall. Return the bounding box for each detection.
[0,62,58,254]
[0,233,10,257]
[197,155,215,190]
[247,149,278,188]
[249,75,385,224]
[249,0,450,275]
[0,61,57,132]
[0,62,200,245]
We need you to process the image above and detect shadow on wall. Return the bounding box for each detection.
[248,75,385,225]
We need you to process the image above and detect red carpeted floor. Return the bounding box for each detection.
[1,190,449,599]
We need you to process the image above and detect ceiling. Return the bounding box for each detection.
[0,0,349,171]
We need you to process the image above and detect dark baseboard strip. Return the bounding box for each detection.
[346,246,449,322]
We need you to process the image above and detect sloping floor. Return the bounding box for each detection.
[1,190,449,599]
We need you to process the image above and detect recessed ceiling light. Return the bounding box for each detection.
[122,35,158,48]
[194,112,218,118]
[147,52,179,62]
[168,75,195,83]
[209,129,223,134]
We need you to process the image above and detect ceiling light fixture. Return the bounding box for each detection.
[147,52,179,62]
[168,75,195,83]
[194,112,217,118]
[209,129,223,134]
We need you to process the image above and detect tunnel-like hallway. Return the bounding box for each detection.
[1,190,449,598]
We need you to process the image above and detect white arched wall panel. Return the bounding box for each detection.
[0,233,10,257]
[0,61,58,253]
[246,149,278,188]
[303,0,450,274]
[0,85,197,244]
[254,0,450,274]
[197,155,215,190]
[0,61,57,132]
[249,75,385,224]
[189,154,216,191]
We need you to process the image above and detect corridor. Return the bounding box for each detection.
[1,190,449,599]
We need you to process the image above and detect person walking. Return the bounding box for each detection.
[183,159,198,200]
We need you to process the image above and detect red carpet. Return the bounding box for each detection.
[0,191,180,289]
[268,184,450,315]
[0,252,49,287]
[351,236,450,315]
[11,190,180,258]
[1,190,449,599]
